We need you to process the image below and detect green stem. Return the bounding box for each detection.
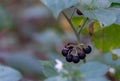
[78,18,89,34]
[70,8,76,19]
[62,12,80,44]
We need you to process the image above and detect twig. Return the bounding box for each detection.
[62,12,80,44]
[70,8,76,19]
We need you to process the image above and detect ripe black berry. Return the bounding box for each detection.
[76,9,83,15]
[78,52,86,59]
[72,56,80,63]
[66,54,73,62]
[83,45,92,54]
[62,48,69,56]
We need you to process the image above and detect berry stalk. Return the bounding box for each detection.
[62,12,81,44]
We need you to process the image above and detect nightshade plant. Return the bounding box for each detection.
[41,0,120,60]
[40,0,120,81]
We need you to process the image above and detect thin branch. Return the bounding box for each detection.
[62,11,80,44]
[70,8,76,19]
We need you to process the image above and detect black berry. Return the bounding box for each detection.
[66,54,73,62]
[83,45,92,54]
[76,9,83,15]
[78,52,86,59]
[62,48,69,56]
[72,56,80,63]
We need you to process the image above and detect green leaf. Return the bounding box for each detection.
[0,65,22,81]
[92,24,120,52]
[92,0,111,8]
[79,9,117,26]
[111,8,120,25]
[78,0,111,9]
[109,0,120,3]
[79,62,109,79]
[72,18,101,35]
[93,21,101,32]
[111,3,120,7]
[110,7,120,25]
[94,9,116,26]
[77,1,120,26]
[44,76,68,81]
[41,61,58,77]
[71,16,86,28]
[2,53,44,76]
[41,0,79,17]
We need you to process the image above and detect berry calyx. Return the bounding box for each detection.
[78,52,86,59]
[66,54,73,62]
[76,9,83,15]
[72,56,80,63]
[65,42,76,49]
[83,45,92,54]
[66,46,73,50]
[62,48,69,56]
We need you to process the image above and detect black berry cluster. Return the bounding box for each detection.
[61,43,92,63]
